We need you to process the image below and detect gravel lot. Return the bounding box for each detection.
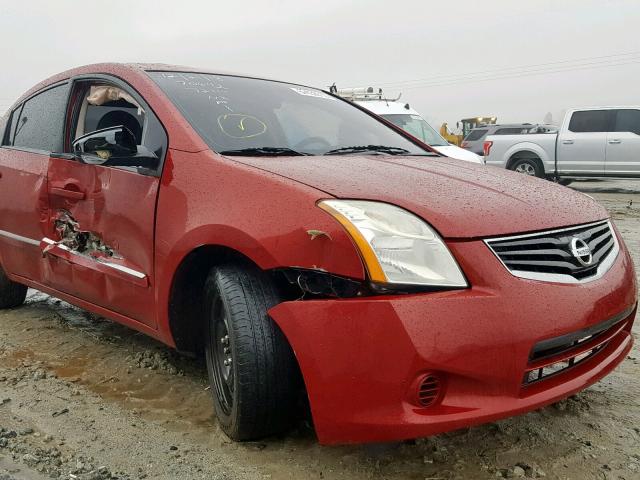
[1,180,639,480]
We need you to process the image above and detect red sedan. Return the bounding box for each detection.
[0,64,636,444]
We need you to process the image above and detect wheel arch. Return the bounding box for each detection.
[165,242,301,356]
[166,242,310,422]
[506,150,545,172]
[504,143,550,172]
[159,219,365,354]
[168,244,263,355]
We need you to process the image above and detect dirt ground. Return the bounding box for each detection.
[1,180,639,480]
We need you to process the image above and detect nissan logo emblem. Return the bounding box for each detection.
[570,237,593,266]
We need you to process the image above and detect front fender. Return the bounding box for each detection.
[504,142,553,171]
[153,149,365,342]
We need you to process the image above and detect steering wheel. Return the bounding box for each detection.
[294,136,332,151]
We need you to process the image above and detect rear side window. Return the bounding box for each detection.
[495,127,526,135]
[612,109,640,135]
[10,83,70,152]
[464,129,487,141]
[568,110,610,133]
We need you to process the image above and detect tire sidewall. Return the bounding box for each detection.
[204,272,238,432]
[511,158,544,178]
[0,263,28,309]
[202,264,298,441]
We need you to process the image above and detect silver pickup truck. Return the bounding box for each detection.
[484,107,640,180]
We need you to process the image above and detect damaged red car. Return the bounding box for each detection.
[0,64,636,445]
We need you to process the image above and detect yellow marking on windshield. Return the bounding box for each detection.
[217,114,267,139]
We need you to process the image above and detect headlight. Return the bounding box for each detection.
[318,200,467,287]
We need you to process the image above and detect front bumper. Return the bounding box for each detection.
[268,238,637,444]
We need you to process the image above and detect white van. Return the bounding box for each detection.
[334,88,483,164]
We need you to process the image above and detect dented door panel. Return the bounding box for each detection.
[43,157,159,327]
[0,148,49,281]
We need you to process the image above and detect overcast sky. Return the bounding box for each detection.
[1,0,638,130]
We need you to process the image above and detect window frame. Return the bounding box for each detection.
[567,110,613,134]
[0,81,71,155]
[611,109,640,136]
[63,74,169,178]
[0,106,21,146]
[494,127,526,135]
[464,129,488,142]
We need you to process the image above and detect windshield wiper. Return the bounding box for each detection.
[219,147,312,156]
[325,145,411,155]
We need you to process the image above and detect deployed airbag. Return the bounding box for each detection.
[87,85,143,114]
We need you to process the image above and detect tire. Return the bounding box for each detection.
[0,265,27,309]
[509,158,544,178]
[556,178,573,186]
[203,263,298,441]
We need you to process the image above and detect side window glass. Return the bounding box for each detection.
[72,83,167,174]
[612,109,640,135]
[464,129,487,141]
[79,86,146,144]
[568,110,609,133]
[12,83,70,152]
[495,128,526,135]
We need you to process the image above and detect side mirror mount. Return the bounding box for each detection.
[72,126,158,170]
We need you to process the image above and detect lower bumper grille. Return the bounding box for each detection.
[523,306,635,386]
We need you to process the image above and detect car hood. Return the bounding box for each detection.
[231,155,608,238]
[431,144,484,164]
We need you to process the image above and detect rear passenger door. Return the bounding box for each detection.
[557,110,610,175]
[606,109,640,175]
[0,83,70,282]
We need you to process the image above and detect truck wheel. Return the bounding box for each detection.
[0,265,27,309]
[510,158,544,178]
[203,263,298,441]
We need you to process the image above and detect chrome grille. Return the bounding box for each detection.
[485,220,618,283]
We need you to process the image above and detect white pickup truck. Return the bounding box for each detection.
[484,107,640,180]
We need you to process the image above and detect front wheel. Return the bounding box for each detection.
[0,265,27,309]
[204,264,299,441]
[510,158,544,178]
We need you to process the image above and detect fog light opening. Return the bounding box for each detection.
[415,372,444,408]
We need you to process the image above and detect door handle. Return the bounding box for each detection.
[608,139,622,144]
[50,187,86,200]
[562,140,574,145]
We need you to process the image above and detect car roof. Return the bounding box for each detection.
[567,105,640,110]
[12,62,282,107]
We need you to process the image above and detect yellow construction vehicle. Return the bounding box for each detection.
[440,116,497,146]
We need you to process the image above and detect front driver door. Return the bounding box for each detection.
[556,110,609,175]
[42,78,167,328]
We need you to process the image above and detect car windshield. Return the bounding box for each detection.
[380,114,449,146]
[148,72,431,156]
